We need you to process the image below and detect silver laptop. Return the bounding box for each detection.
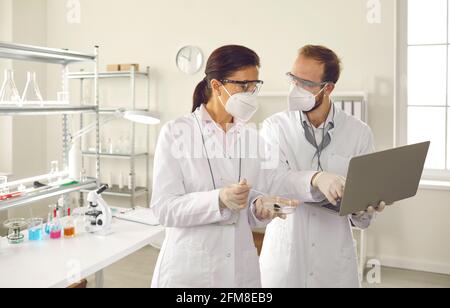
[305,142,430,216]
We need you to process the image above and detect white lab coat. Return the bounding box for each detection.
[151,105,320,288]
[259,106,376,288]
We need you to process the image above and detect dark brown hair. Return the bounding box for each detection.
[192,45,260,112]
[299,45,342,84]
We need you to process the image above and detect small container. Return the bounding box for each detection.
[28,218,44,241]
[262,196,298,215]
[4,218,28,244]
[50,209,62,240]
[64,208,76,238]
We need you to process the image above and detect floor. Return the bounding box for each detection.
[86,246,450,288]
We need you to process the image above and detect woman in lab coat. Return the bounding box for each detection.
[150,45,321,288]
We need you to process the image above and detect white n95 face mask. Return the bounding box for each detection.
[288,84,325,112]
[219,86,259,122]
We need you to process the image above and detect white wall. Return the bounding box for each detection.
[3,0,449,274]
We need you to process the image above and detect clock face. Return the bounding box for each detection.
[176,46,204,75]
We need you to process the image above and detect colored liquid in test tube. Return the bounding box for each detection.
[50,209,62,239]
[64,208,76,238]
[50,229,61,239]
[64,227,75,238]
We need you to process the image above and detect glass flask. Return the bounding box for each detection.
[22,71,44,104]
[0,69,21,104]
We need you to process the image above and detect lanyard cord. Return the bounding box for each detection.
[299,106,336,171]
[193,113,242,190]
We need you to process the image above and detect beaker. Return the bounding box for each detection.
[0,69,21,104]
[4,218,28,244]
[22,72,44,104]
[28,218,44,241]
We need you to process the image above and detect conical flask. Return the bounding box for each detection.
[0,69,21,104]
[22,71,43,104]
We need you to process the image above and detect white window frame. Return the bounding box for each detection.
[396,0,450,181]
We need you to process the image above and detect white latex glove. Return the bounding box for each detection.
[219,179,251,212]
[311,172,346,206]
[354,201,394,217]
[254,197,300,221]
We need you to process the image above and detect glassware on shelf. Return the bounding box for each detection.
[57,91,70,104]
[47,160,59,184]
[79,169,87,183]
[107,138,113,154]
[0,69,21,104]
[0,175,9,195]
[122,135,131,154]
[21,71,44,104]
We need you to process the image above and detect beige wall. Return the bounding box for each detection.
[0,0,12,175]
[1,0,49,220]
[2,0,449,274]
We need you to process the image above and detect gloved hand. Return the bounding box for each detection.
[219,179,251,212]
[311,172,346,206]
[354,201,394,217]
[254,196,300,221]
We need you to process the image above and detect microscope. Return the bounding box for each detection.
[85,184,113,235]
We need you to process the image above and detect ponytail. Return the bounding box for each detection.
[192,78,210,112]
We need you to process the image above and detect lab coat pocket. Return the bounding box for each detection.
[328,154,351,177]
[243,249,261,288]
[166,244,211,288]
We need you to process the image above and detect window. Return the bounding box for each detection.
[399,0,450,177]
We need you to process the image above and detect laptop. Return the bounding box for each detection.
[305,142,430,216]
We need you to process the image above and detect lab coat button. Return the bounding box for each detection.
[309,272,314,277]
[312,243,316,248]
[226,253,231,258]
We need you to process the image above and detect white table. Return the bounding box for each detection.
[0,218,164,288]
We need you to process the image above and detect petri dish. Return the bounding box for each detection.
[262,197,298,215]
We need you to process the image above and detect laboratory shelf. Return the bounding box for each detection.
[81,151,149,159]
[0,105,97,116]
[67,71,149,79]
[0,42,96,64]
[81,185,148,198]
[0,178,97,212]
[98,108,149,114]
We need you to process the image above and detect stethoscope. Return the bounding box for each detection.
[299,106,335,171]
[193,112,242,190]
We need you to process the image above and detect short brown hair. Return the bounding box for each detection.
[299,45,342,84]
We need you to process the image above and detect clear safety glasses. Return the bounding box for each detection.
[286,72,331,90]
[220,79,264,95]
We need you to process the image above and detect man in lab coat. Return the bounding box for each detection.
[259,45,386,288]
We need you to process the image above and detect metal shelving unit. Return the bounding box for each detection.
[0,179,97,211]
[81,151,149,159]
[0,105,97,116]
[0,41,100,213]
[68,66,151,208]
